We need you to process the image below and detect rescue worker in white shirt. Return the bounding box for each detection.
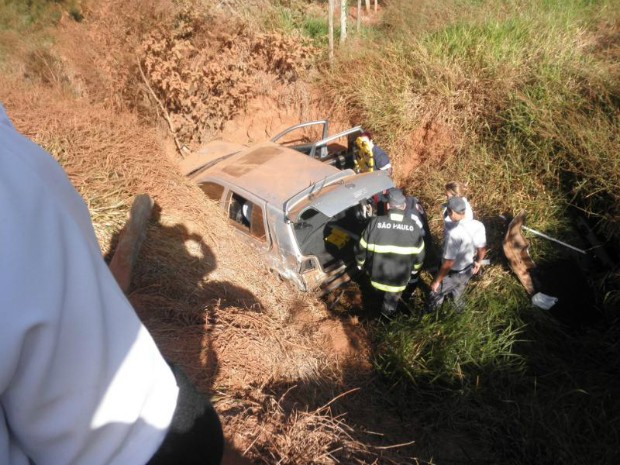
[428,196,487,312]
[442,181,474,238]
[0,104,223,465]
[355,188,426,316]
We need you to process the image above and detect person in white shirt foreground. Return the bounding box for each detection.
[428,196,487,313]
[0,104,223,465]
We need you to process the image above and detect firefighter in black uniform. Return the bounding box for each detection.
[355,188,426,316]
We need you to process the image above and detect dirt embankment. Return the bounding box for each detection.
[0,1,458,463]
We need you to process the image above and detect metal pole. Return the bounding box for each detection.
[522,225,587,255]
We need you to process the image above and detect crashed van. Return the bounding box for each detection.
[181,121,394,293]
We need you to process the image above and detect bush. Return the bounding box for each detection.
[138,6,318,146]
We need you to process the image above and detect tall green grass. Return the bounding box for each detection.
[323,0,620,241]
[374,268,620,463]
[376,272,528,386]
[319,0,620,463]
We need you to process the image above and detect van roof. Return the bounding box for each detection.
[192,141,350,207]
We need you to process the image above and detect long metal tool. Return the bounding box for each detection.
[521,225,587,255]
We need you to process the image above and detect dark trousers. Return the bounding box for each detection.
[427,268,473,312]
[148,364,224,465]
[381,276,421,316]
[401,274,420,302]
[379,290,401,316]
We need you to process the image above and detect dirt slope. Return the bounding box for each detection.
[1,76,398,462]
[0,1,462,463]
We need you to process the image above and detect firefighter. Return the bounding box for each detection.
[355,188,426,317]
[376,189,431,251]
[354,131,392,176]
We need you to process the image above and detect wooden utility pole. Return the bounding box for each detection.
[365,0,370,13]
[328,0,334,62]
[374,0,378,13]
[340,0,347,44]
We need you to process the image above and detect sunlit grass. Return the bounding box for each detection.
[319,0,620,463]
[375,271,528,386]
[322,0,619,241]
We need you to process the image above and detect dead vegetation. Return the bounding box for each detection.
[137,8,318,147]
[2,72,410,463]
[49,0,318,149]
[0,1,426,463]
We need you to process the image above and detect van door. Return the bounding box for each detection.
[270,120,329,156]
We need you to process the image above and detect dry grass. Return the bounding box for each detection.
[0,7,409,459]
[0,0,475,459]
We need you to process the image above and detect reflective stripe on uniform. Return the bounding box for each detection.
[359,237,424,255]
[370,280,407,292]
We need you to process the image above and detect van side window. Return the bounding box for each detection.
[228,192,266,242]
[200,182,225,202]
